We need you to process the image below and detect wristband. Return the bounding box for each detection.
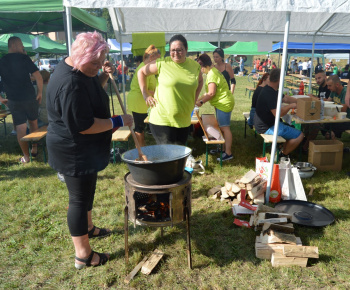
[231,78,236,85]
[110,115,124,129]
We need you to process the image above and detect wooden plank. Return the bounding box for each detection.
[141,249,164,275]
[271,252,308,267]
[283,245,319,258]
[21,125,48,141]
[257,204,284,213]
[257,217,288,226]
[260,230,297,245]
[201,114,225,141]
[262,222,295,235]
[255,236,302,259]
[253,193,265,205]
[124,256,149,284]
[112,126,131,141]
[248,180,266,199]
[260,134,286,143]
[195,110,210,140]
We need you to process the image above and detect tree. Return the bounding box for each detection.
[86,8,115,38]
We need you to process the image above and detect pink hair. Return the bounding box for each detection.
[70,31,110,70]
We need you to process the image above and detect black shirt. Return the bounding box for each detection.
[0,53,38,101]
[46,59,112,176]
[251,85,263,108]
[318,83,331,100]
[254,85,278,133]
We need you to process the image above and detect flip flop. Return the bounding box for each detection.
[19,157,29,164]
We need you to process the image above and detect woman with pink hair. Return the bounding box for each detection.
[46,31,133,269]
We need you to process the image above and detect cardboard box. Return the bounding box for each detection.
[308,140,343,171]
[296,98,321,121]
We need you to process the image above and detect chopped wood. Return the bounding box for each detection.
[221,187,229,199]
[255,236,302,259]
[225,182,232,191]
[260,230,297,244]
[231,183,241,194]
[246,176,262,190]
[124,256,149,284]
[248,180,267,199]
[239,182,246,188]
[141,249,164,275]
[258,212,292,220]
[249,215,255,226]
[271,252,308,267]
[227,191,235,197]
[308,186,314,196]
[283,245,319,258]
[253,193,265,204]
[257,204,283,213]
[207,185,221,197]
[211,193,219,199]
[262,222,295,235]
[240,170,259,184]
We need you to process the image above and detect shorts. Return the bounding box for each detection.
[215,108,232,127]
[132,112,148,133]
[118,74,126,84]
[7,99,39,126]
[265,122,302,140]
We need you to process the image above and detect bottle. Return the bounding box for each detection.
[298,81,304,95]
[320,98,324,119]
[269,164,282,203]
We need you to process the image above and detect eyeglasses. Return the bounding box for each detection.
[170,48,184,54]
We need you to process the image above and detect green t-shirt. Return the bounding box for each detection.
[330,86,350,118]
[149,57,200,128]
[206,67,234,113]
[127,62,157,114]
[333,66,338,75]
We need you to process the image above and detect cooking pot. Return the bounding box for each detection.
[294,162,317,178]
[121,145,192,185]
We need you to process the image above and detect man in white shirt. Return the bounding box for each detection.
[302,59,308,76]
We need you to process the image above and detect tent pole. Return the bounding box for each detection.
[309,35,316,93]
[64,6,73,56]
[120,32,126,107]
[265,11,291,204]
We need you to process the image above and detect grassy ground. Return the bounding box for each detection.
[1,75,350,288]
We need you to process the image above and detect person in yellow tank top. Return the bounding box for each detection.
[195,53,235,162]
[127,45,160,147]
[138,34,203,145]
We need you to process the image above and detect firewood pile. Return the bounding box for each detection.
[208,170,266,205]
[251,205,319,267]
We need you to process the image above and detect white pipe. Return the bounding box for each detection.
[65,7,73,56]
[309,35,316,93]
[265,11,291,204]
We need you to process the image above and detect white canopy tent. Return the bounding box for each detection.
[63,0,350,203]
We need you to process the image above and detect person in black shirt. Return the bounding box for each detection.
[254,69,303,158]
[0,37,43,163]
[46,31,133,269]
[248,72,269,128]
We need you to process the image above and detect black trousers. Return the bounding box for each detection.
[64,173,97,237]
[149,123,190,146]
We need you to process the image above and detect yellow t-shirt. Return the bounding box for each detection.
[206,67,234,113]
[149,57,201,128]
[127,62,157,114]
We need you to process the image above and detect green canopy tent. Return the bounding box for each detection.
[0,33,67,55]
[224,42,269,55]
[0,0,107,35]
[165,41,217,52]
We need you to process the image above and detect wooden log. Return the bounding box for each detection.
[255,236,302,259]
[246,176,262,190]
[225,182,232,191]
[257,204,284,213]
[141,249,164,275]
[283,245,319,258]
[231,183,241,194]
[221,187,229,199]
[124,256,149,284]
[248,180,267,199]
[207,185,221,197]
[271,252,308,267]
[260,230,297,244]
[262,222,295,235]
[253,193,265,204]
[240,170,259,184]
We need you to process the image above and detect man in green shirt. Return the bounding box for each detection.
[323,75,350,139]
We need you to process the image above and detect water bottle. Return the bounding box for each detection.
[320,98,324,119]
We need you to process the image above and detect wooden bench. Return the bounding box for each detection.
[111,126,131,163]
[245,87,255,98]
[243,112,256,138]
[21,125,48,163]
[260,134,286,162]
[195,111,225,167]
[0,109,11,136]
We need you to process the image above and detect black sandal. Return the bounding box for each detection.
[88,225,111,238]
[75,250,109,269]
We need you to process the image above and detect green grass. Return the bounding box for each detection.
[1,76,350,288]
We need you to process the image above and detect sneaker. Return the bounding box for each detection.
[209,147,222,154]
[217,152,233,162]
[278,150,289,159]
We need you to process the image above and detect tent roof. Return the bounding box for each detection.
[224,42,269,55]
[63,0,350,43]
[107,39,132,55]
[0,33,67,54]
[165,41,217,53]
[0,0,107,34]
[272,42,350,54]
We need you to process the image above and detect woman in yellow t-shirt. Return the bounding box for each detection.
[127,45,160,147]
[195,53,235,162]
[138,34,203,145]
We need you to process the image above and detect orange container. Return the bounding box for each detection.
[269,164,281,203]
